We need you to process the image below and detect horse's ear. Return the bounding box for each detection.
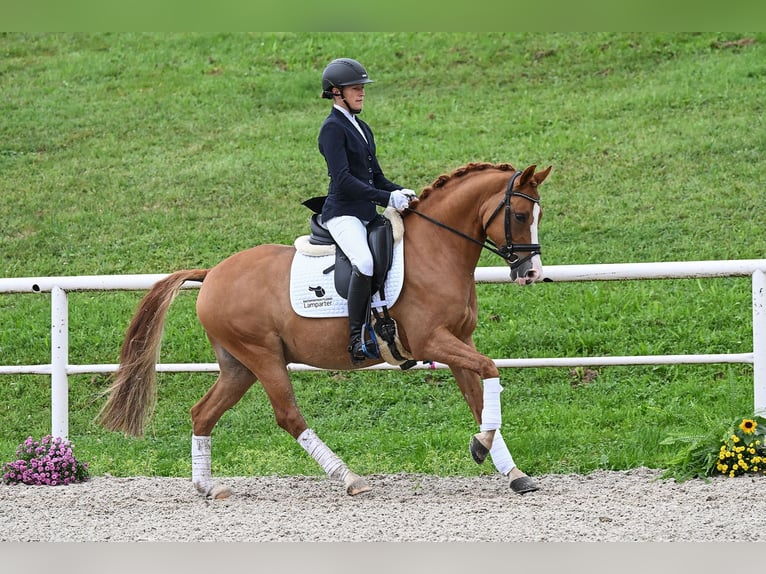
[533,165,552,186]
[518,164,537,187]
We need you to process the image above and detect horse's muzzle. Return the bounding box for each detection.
[509,257,543,286]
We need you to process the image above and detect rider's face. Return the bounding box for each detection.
[335,84,365,112]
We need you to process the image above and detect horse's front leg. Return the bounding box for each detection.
[418,331,502,454]
[448,360,540,495]
[450,367,502,465]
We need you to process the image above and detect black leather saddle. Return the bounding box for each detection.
[302,197,394,300]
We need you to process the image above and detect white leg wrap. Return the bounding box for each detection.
[489,429,516,475]
[297,428,350,483]
[480,377,503,432]
[191,434,213,494]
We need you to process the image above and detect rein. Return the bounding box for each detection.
[405,170,541,270]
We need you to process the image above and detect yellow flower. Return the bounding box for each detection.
[730,471,736,477]
[754,467,759,472]
[732,435,740,443]
[739,419,757,434]
[748,448,756,455]
[733,463,739,470]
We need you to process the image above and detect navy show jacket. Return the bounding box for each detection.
[318,107,401,223]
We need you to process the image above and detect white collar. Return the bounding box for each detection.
[334,104,358,122]
[334,105,367,142]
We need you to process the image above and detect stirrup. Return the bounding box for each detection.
[349,323,380,363]
[348,343,367,364]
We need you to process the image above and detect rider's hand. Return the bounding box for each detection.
[388,189,417,211]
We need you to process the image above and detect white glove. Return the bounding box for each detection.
[388,189,417,211]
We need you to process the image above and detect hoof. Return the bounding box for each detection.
[209,484,232,500]
[194,480,232,500]
[344,473,372,496]
[469,434,490,464]
[510,476,539,495]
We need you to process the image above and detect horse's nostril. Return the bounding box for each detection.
[525,270,541,283]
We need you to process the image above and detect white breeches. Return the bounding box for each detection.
[326,215,374,276]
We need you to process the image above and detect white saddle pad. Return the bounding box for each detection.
[289,239,405,318]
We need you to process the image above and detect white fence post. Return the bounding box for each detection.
[51,286,69,439]
[753,269,766,415]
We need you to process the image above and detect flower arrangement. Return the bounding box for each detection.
[662,414,766,481]
[1,435,89,486]
[713,416,766,477]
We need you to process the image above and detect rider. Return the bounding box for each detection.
[318,57,416,364]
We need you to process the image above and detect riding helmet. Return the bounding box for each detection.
[321,58,374,99]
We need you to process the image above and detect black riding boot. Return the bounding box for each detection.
[347,267,373,364]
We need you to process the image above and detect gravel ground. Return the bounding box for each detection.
[2,468,764,542]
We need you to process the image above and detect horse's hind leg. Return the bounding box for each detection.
[190,345,256,499]
[238,345,371,496]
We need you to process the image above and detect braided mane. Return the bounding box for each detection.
[419,162,516,201]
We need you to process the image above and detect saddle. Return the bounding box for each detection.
[301,196,415,369]
[307,212,394,298]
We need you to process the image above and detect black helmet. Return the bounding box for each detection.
[321,58,373,99]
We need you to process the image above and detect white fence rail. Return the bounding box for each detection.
[1,259,765,439]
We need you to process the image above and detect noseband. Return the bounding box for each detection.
[405,170,541,270]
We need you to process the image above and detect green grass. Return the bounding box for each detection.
[1,32,765,479]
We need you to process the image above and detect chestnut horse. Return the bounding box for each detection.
[99,162,551,498]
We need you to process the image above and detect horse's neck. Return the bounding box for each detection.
[432,171,501,224]
[419,173,500,244]
[405,173,500,274]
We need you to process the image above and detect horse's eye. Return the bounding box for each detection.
[514,213,527,223]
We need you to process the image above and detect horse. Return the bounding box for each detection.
[99,162,551,498]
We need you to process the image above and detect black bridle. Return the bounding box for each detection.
[405,170,541,270]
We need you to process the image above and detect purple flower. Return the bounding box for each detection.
[2,435,89,486]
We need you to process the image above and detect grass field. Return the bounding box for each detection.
[1,32,765,479]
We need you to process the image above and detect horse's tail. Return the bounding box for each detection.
[98,269,208,437]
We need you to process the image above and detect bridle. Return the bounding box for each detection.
[405,170,541,270]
